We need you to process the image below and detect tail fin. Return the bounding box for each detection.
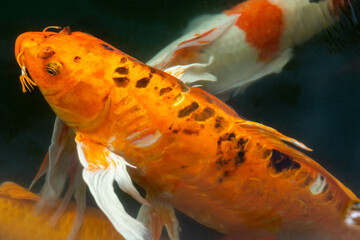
[325,0,360,53]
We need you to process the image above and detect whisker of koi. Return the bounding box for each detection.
[42,26,62,33]
[16,51,36,93]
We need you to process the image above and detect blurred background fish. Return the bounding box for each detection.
[148,0,357,98]
[0,181,124,240]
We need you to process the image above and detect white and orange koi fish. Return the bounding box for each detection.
[147,0,350,97]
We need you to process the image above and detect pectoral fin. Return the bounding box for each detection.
[76,135,149,240]
[164,55,217,87]
[137,194,180,240]
[32,117,86,240]
[148,14,238,69]
[237,119,311,153]
[222,48,294,98]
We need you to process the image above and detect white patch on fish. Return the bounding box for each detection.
[310,174,327,195]
[131,129,162,148]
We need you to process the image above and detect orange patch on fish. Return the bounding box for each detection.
[225,0,283,61]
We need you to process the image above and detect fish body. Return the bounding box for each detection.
[15,28,360,240]
[148,0,350,97]
[0,181,124,240]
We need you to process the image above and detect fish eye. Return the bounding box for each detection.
[45,62,62,76]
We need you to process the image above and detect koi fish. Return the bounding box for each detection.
[147,0,351,98]
[15,27,360,240]
[0,181,124,240]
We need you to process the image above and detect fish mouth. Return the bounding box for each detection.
[15,27,71,94]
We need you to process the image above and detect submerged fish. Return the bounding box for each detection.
[147,0,351,97]
[0,181,124,240]
[15,27,360,240]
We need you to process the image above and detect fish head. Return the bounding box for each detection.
[14,26,122,129]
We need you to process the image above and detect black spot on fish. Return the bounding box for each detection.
[38,47,55,59]
[100,43,114,51]
[136,77,150,88]
[322,184,329,194]
[113,77,129,87]
[217,133,233,146]
[120,57,127,63]
[227,133,235,141]
[44,34,55,39]
[237,138,248,149]
[182,129,199,135]
[158,71,165,78]
[218,171,230,183]
[178,102,199,118]
[115,67,128,75]
[149,73,153,79]
[172,129,179,134]
[217,136,224,146]
[263,149,272,159]
[303,176,314,187]
[150,67,157,73]
[181,165,189,169]
[326,192,334,201]
[214,116,225,129]
[269,150,301,173]
[193,107,215,122]
[215,158,229,168]
[236,151,245,165]
[74,56,81,62]
[159,87,173,96]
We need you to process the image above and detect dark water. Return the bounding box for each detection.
[0,0,359,239]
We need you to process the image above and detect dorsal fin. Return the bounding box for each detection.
[236,120,312,157]
[0,181,39,201]
[236,120,314,169]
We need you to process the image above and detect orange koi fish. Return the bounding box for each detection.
[148,0,351,97]
[0,181,124,240]
[15,27,360,240]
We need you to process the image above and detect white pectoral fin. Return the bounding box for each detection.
[227,48,294,97]
[148,14,239,69]
[76,137,148,240]
[113,152,148,206]
[137,195,180,240]
[164,55,217,87]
